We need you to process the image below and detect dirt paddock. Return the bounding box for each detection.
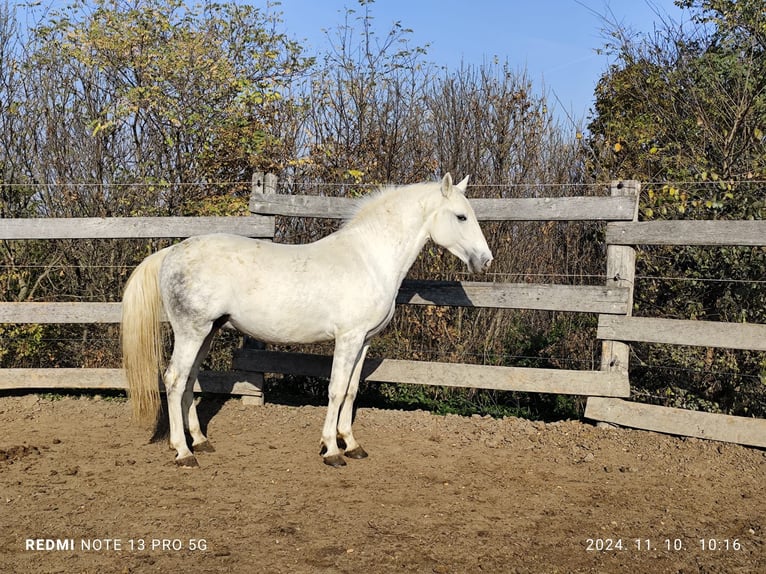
[1,393,763,573]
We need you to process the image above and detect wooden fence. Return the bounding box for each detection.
[0,214,274,404]
[1,176,764,447]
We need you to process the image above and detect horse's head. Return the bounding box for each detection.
[429,173,493,274]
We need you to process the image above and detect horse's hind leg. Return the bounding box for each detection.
[183,327,220,453]
[164,329,211,467]
[184,392,214,452]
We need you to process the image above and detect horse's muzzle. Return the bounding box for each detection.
[469,254,493,274]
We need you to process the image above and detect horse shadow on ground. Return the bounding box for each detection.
[149,391,229,445]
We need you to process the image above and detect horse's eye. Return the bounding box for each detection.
[456,214,467,222]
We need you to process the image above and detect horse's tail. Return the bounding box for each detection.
[121,247,170,425]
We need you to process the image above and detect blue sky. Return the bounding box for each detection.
[273,0,689,125]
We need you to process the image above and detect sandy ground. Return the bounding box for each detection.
[0,394,763,573]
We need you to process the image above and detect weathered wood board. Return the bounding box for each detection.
[585,397,766,448]
[0,302,123,324]
[0,281,631,324]
[0,216,275,239]
[0,368,263,398]
[397,281,630,313]
[250,193,639,221]
[597,315,766,351]
[606,220,766,246]
[233,350,631,397]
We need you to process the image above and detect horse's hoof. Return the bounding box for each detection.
[323,454,347,468]
[193,441,215,453]
[175,455,199,468]
[345,446,368,460]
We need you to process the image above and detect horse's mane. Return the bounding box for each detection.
[344,181,438,230]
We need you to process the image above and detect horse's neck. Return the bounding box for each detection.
[341,187,435,288]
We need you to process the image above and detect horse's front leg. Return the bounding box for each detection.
[321,332,366,467]
[336,342,369,460]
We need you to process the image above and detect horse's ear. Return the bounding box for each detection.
[440,173,454,198]
[455,175,470,193]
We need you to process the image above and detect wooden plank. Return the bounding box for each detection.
[585,397,766,448]
[598,315,766,351]
[249,193,357,219]
[470,196,638,221]
[0,368,263,396]
[0,302,123,323]
[606,220,766,246]
[249,193,639,221]
[399,280,630,314]
[0,281,631,324]
[0,216,275,239]
[233,350,630,397]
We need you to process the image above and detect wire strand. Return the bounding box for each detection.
[4,179,766,188]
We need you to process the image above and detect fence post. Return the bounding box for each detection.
[252,171,278,195]
[238,172,279,405]
[600,180,640,376]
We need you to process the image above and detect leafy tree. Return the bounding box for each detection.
[588,0,765,194]
[300,2,432,187]
[5,0,312,214]
[587,0,766,416]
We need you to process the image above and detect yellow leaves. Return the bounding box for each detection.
[644,185,694,219]
[90,120,116,137]
[181,195,249,216]
[345,169,365,184]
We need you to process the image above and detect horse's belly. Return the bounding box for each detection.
[227,286,393,345]
[228,309,334,345]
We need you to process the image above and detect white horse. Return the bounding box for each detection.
[121,173,492,467]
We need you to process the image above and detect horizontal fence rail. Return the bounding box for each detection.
[598,315,766,352]
[606,220,766,246]
[0,368,263,397]
[249,193,640,221]
[233,350,631,397]
[586,397,766,449]
[0,302,123,323]
[0,216,275,240]
[0,282,631,323]
[398,281,630,314]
